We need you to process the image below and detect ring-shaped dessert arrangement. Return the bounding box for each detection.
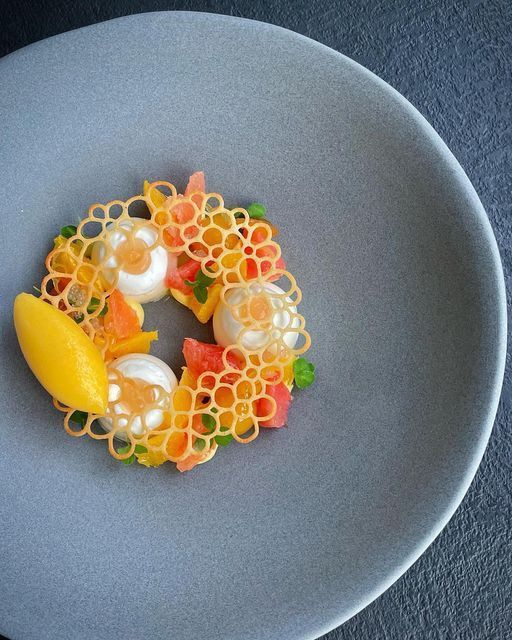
[14,172,315,472]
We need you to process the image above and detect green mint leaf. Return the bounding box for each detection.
[185,270,215,292]
[247,203,266,219]
[293,358,315,373]
[295,371,315,388]
[117,445,131,454]
[134,445,148,454]
[117,444,135,464]
[215,433,233,446]
[87,297,100,312]
[193,285,208,304]
[70,410,88,426]
[214,425,233,446]
[87,297,108,316]
[60,225,77,238]
[201,414,216,433]
[195,270,216,287]
[293,357,316,389]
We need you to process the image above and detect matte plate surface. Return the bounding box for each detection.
[0,11,506,640]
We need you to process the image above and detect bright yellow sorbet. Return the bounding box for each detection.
[13,293,108,414]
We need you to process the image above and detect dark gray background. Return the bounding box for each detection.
[1,1,510,639]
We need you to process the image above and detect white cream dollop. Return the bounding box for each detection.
[213,282,300,350]
[94,217,168,303]
[99,353,178,439]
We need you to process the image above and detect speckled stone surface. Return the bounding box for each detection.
[0,3,510,640]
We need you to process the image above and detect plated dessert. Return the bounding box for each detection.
[14,172,314,471]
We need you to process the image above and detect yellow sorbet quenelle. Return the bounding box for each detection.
[13,293,108,414]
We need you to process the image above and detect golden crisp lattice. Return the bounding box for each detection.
[41,181,311,468]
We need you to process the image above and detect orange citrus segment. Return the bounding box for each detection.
[108,330,158,358]
[104,289,141,339]
[179,367,197,389]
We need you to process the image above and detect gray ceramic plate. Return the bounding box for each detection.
[0,11,506,640]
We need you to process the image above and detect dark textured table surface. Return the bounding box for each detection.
[2,1,511,639]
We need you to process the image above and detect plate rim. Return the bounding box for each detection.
[0,11,507,640]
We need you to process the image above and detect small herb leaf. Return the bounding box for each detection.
[134,445,148,454]
[201,414,216,433]
[117,444,135,464]
[184,270,215,304]
[215,433,233,446]
[247,203,266,219]
[293,357,316,389]
[87,297,100,312]
[195,271,216,287]
[87,297,108,316]
[70,410,88,426]
[193,285,208,304]
[60,225,77,239]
